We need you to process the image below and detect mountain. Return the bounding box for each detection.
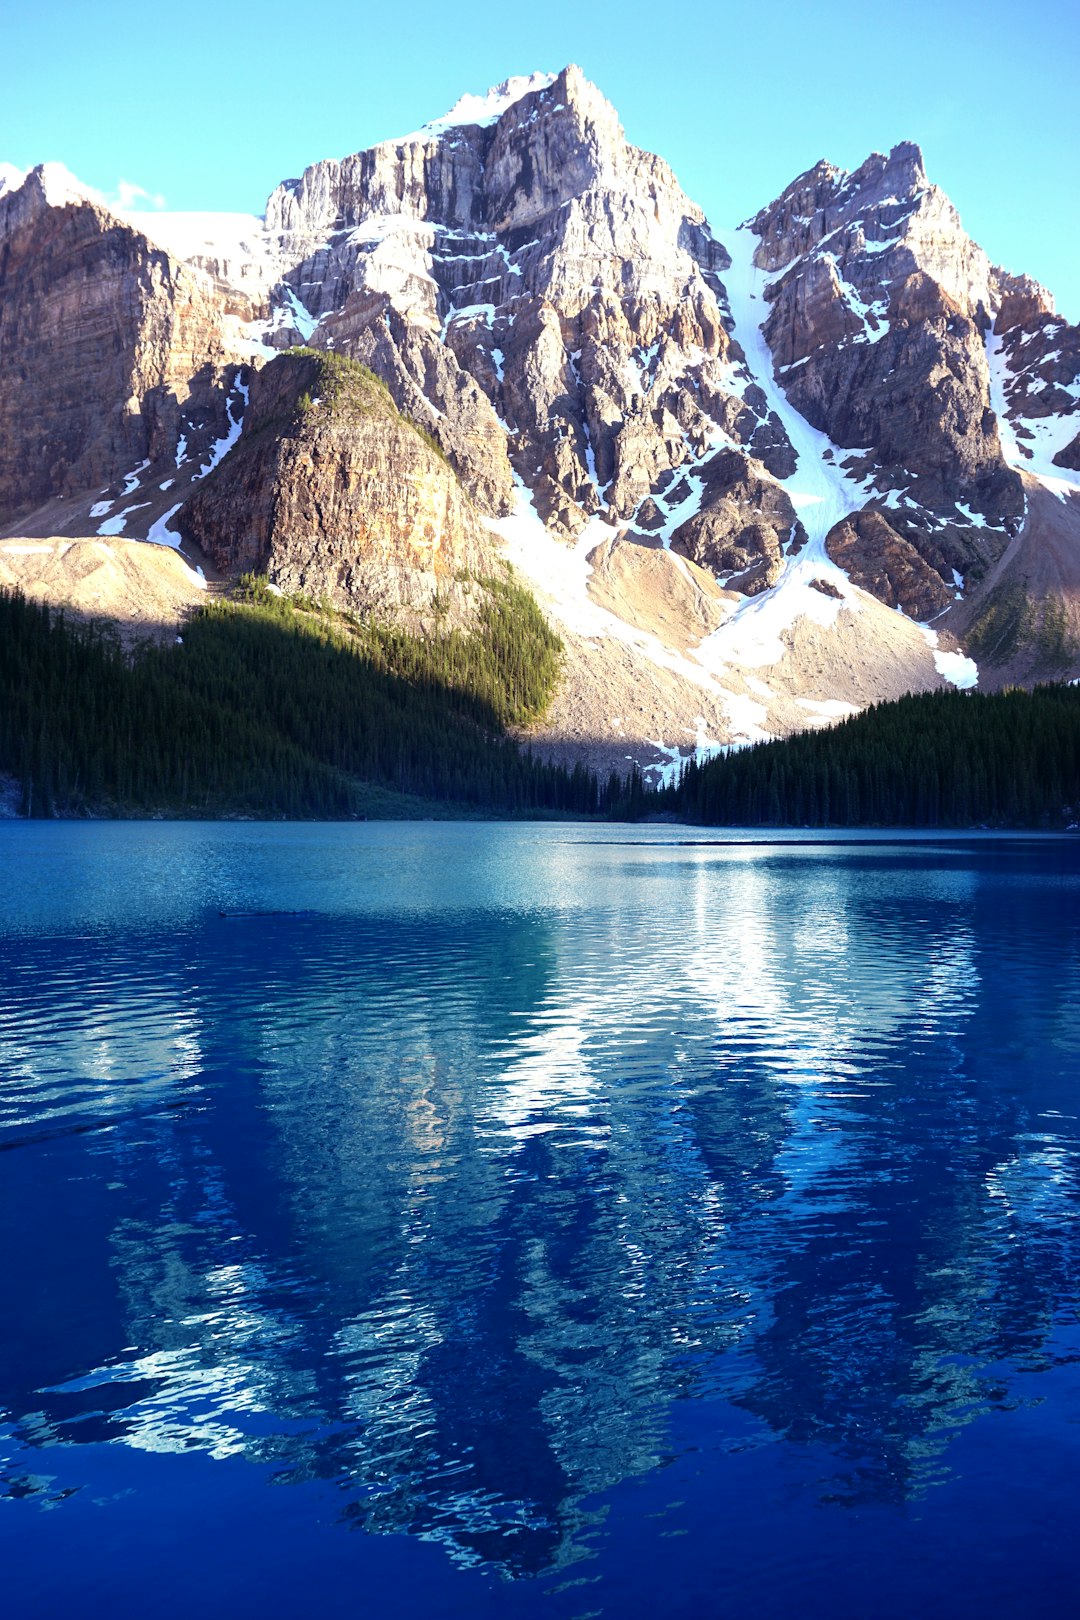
[2,68,1079,778]
[0,163,256,520]
[181,348,502,627]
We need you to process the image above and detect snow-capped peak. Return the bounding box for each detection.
[34,162,106,210]
[416,72,557,137]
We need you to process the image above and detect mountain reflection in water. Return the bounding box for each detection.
[1,825,1078,1617]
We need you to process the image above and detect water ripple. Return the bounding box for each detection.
[1,826,1079,1615]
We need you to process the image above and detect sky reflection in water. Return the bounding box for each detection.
[1,824,1078,1618]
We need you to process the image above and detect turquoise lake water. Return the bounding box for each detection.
[1,823,1078,1617]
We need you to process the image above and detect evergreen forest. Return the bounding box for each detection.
[2,579,1079,828]
[0,578,603,818]
[664,685,1080,828]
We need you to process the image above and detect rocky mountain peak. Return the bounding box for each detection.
[992,268,1055,332]
[248,66,758,540]
[750,139,992,318]
[747,144,925,272]
[262,64,633,248]
[847,140,927,199]
[181,348,499,625]
[744,139,1032,611]
[3,68,1079,772]
[0,162,261,521]
[418,71,559,135]
[0,163,95,239]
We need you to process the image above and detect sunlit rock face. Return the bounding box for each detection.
[742,145,1028,597]
[0,166,259,521]
[4,65,1080,727]
[180,350,498,624]
[989,274,1080,476]
[258,66,791,563]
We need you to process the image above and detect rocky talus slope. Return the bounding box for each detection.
[2,70,1079,774]
[0,534,207,648]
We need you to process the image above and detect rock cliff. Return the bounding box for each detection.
[4,68,1080,775]
[744,145,1025,599]
[180,348,499,624]
[257,66,791,571]
[0,165,260,523]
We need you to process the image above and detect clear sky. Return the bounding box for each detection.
[3,0,1078,318]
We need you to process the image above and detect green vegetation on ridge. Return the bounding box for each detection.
[0,579,601,818]
[284,348,448,459]
[966,581,1078,669]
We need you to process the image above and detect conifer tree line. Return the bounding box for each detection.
[661,686,1080,828]
[3,581,1079,825]
[0,582,607,818]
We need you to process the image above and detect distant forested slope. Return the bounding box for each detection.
[0,578,604,818]
[665,686,1080,828]
[4,581,1079,826]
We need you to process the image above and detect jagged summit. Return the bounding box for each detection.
[1,162,102,215]
[748,141,928,239]
[415,70,559,136]
[848,140,927,192]
[251,64,741,539]
[3,66,1080,777]
[263,64,627,238]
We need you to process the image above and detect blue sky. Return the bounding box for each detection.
[3,0,1078,317]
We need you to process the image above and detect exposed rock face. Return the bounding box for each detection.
[1055,432,1080,471]
[748,144,1023,557]
[6,69,1080,764]
[825,509,952,620]
[259,67,791,547]
[989,282,1080,478]
[947,476,1080,687]
[0,166,259,522]
[180,350,498,623]
[670,448,803,593]
[319,294,515,516]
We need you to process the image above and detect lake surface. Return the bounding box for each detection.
[1,822,1078,1618]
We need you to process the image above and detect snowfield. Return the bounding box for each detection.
[986,329,1080,503]
[693,226,876,674]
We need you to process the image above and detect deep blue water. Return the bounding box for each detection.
[1,822,1079,1618]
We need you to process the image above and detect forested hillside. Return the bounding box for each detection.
[4,577,1079,826]
[0,578,604,818]
[665,686,1080,828]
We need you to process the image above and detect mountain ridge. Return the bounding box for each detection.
[2,65,1078,778]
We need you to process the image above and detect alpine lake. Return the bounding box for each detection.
[1,821,1078,1618]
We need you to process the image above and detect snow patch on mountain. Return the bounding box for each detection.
[195,379,248,480]
[279,286,318,340]
[117,208,271,267]
[97,502,149,537]
[921,626,978,689]
[986,328,1080,502]
[147,503,185,547]
[415,73,557,138]
[495,486,723,696]
[692,225,875,670]
[492,480,785,754]
[346,215,441,326]
[796,697,861,722]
